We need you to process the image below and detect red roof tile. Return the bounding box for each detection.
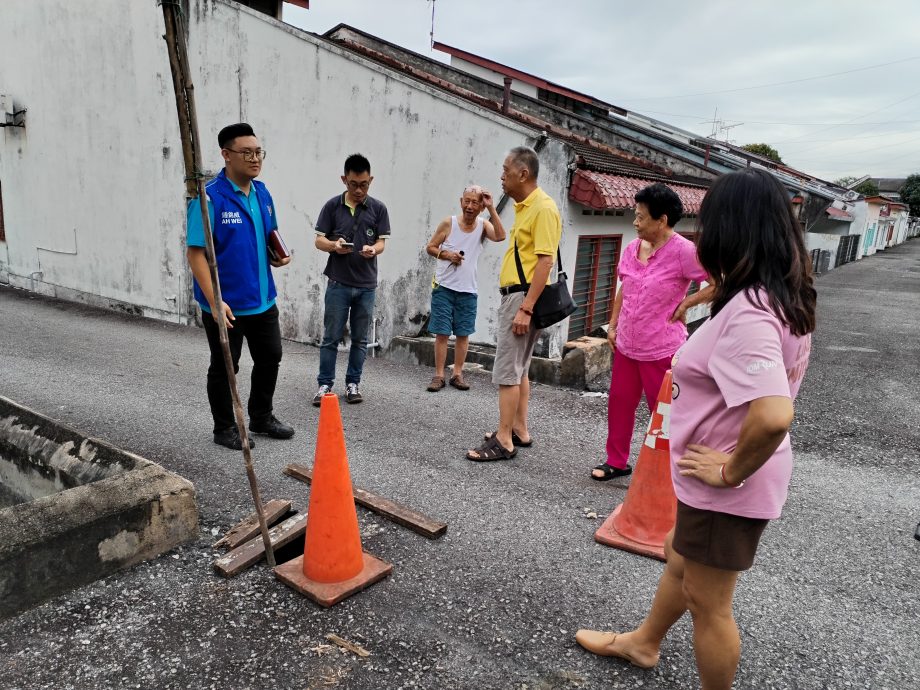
[826,206,854,221]
[569,170,707,214]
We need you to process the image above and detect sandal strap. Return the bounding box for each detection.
[468,435,515,461]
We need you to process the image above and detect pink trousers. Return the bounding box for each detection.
[605,348,672,469]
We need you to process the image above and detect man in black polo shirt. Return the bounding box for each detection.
[313,153,391,405]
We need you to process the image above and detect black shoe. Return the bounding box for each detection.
[345,382,363,404]
[213,427,255,451]
[250,415,295,439]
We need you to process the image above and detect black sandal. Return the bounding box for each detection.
[591,463,633,481]
[483,430,533,448]
[466,435,517,462]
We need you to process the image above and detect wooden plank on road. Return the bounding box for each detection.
[283,463,447,540]
[213,512,307,578]
[212,498,292,550]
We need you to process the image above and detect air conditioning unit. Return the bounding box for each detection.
[844,190,859,201]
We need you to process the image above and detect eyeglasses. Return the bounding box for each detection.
[225,148,266,162]
[346,181,371,191]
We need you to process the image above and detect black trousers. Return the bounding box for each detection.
[202,304,282,433]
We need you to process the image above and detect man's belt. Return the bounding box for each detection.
[498,284,528,296]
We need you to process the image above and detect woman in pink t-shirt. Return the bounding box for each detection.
[577,168,817,689]
[592,183,714,481]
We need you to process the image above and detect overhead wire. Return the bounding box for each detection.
[771,90,920,145]
[622,55,920,101]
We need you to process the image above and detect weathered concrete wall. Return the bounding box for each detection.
[2,0,574,348]
[187,0,564,350]
[806,232,841,269]
[0,396,198,619]
[0,0,190,321]
[0,0,594,355]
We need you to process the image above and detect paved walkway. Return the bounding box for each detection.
[1,240,918,689]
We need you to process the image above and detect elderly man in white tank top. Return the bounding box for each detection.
[424,185,506,391]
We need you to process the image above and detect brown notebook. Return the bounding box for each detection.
[267,229,291,261]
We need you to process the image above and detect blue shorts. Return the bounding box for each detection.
[430,285,477,337]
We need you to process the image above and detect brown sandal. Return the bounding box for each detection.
[427,376,446,392]
[484,430,533,448]
[466,435,517,462]
[449,374,470,390]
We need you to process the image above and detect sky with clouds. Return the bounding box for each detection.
[284,0,920,182]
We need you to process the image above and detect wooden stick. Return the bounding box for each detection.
[212,499,292,550]
[283,463,448,539]
[213,512,307,578]
[160,1,275,567]
[326,634,370,658]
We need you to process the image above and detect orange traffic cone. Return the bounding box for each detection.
[274,393,392,606]
[594,370,676,561]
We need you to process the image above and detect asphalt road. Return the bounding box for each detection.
[1,240,918,690]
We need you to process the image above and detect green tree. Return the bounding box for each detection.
[742,143,783,163]
[854,180,879,196]
[834,176,858,187]
[899,174,920,216]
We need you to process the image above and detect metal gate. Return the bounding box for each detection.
[835,234,861,267]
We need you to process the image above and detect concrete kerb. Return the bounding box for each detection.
[386,334,611,390]
[0,396,199,620]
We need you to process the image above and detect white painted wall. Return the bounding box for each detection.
[0,0,189,320]
[4,0,727,360]
[448,58,540,99]
[1,0,592,354]
[893,210,909,245]
[848,200,869,259]
[805,233,841,270]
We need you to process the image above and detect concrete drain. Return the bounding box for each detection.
[0,396,198,619]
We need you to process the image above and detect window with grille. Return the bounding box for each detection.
[568,234,622,340]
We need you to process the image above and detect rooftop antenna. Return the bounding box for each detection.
[718,120,743,143]
[701,108,720,138]
[429,0,436,49]
[699,108,743,142]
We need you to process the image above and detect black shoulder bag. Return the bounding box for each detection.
[513,240,577,330]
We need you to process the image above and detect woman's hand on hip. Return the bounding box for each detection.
[677,444,732,487]
[669,301,689,324]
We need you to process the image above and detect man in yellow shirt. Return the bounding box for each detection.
[467,146,562,461]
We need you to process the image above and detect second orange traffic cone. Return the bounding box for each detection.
[594,370,676,561]
[274,393,392,606]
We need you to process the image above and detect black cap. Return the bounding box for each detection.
[218,123,255,149]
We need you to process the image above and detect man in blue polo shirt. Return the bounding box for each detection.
[313,154,391,406]
[186,122,295,450]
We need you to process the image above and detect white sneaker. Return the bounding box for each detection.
[312,384,332,407]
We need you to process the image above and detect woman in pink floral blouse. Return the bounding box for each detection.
[592,183,714,480]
